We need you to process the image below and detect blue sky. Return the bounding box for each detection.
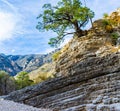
[0,0,120,55]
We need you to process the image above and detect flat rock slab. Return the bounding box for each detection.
[0,99,51,111]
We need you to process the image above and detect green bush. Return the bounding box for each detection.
[111,32,119,39]
[0,70,9,79]
[103,13,109,18]
[15,72,33,89]
[102,19,111,26]
[0,71,16,95]
[111,32,119,44]
[102,19,113,32]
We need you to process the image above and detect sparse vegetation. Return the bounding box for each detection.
[103,13,109,18]
[34,72,54,84]
[102,16,119,44]
[52,51,61,61]
[111,32,119,39]
[28,63,55,84]
[102,19,111,26]
[105,25,113,33]
[102,19,113,32]
[111,32,119,44]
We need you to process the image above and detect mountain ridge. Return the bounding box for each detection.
[0,49,60,76]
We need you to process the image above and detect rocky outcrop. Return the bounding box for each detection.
[54,8,120,77]
[54,33,119,77]
[107,8,120,27]
[3,53,120,110]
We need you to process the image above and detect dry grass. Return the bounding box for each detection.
[28,63,54,84]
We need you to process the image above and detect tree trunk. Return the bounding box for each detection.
[90,18,93,28]
[74,21,83,37]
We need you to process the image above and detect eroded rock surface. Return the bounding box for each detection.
[3,53,120,110]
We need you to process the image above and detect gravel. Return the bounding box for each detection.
[0,99,51,111]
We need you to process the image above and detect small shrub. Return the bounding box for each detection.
[111,32,119,39]
[102,19,113,32]
[102,19,111,26]
[15,72,34,89]
[105,25,113,33]
[52,51,61,61]
[103,13,109,18]
[34,72,54,84]
[111,32,119,44]
[41,68,45,71]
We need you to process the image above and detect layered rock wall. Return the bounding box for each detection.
[4,53,120,110]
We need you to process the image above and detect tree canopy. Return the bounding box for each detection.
[36,0,94,47]
[0,71,16,95]
[15,72,33,89]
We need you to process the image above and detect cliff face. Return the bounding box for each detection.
[3,9,120,110]
[55,8,120,77]
[4,53,120,110]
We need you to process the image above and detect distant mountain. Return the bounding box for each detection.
[0,54,22,76]
[0,49,60,76]
[7,54,46,73]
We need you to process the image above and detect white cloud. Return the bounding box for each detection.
[0,12,16,40]
[0,0,22,42]
[11,49,15,53]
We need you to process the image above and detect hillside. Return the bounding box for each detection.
[28,63,55,84]
[0,50,58,76]
[8,54,47,73]
[2,8,120,111]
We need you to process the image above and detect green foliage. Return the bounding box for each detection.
[102,19,111,26]
[52,51,61,61]
[111,32,119,40]
[110,32,119,45]
[102,19,113,33]
[36,0,94,47]
[0,71,15,84]
[0,71,16,95]
[103,13,108,18]
[0,70,9,79]
[15,72,33,89]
